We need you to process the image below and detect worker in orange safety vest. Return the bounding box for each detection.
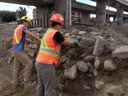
[12,16,41,89]
[35,13,81,96]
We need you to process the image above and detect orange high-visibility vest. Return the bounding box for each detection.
[36,28,61,66]
[12,24,27,50]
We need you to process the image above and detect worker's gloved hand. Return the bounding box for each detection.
[35,41,39,44]
[74,36,81,44]
[39,39,42,43]
[35,39,42,44]
[75,36,81,40]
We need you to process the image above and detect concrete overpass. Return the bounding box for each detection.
[91,0,128,24]
[0,0,128,28]
[72,1,128,23]
[0,0,54,5]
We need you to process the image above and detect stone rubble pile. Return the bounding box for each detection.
[1,26,128,96]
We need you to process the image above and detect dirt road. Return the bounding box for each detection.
[0,24,16,38]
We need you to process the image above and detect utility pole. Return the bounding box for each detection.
[69,0,72,26]
[116,3,119,23]
[66,0,71,29]
[107,0,110,23]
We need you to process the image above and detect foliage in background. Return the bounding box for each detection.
[0,11,16,22]
[90,17,96,21]
[16,7,27,19]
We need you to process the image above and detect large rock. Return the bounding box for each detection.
[64,33,70,37]
[78,31,86,35]
[76,61,89,72]
[83,84,91,90]
[70,30,78,35]
[90,32,100,37]
[95,80,104,89]
[112,46,128,59]
[93,36,105,56]
[61,55,68,63]
[78,37,95,52]
[94,60,100,70]
[93,68,98,76]
[64,65,78,80]
[104,60,116,71]
[107,85,124,96]
[84,55,95,61]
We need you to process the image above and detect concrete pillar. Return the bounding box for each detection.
[123,18,126,24]
[113,17,115,22]
[117,4,123,25]
[96,0,106,24]
[55,0,71,29]
[106,0,110,23]
[36,5,54,28]
[81,12,90,24]
[106,15,110,23]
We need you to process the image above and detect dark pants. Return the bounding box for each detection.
[35,62,56,96]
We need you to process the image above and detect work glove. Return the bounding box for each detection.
[39,39,42,43]
[35,39,42,44]
[73,36,81,44]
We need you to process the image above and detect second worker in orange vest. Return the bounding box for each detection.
[35,13,81,96]
[12,16,41,89]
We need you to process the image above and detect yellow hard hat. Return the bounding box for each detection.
[20,16,32,24]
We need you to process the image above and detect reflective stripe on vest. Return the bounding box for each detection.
[40,47,60,57]
[14,25,24,44]
[39,28,60,57]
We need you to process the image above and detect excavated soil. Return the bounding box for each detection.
[1,24,128,96]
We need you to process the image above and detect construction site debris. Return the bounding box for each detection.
[1,24,128,96]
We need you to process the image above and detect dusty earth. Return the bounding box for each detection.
[1,24,128,96]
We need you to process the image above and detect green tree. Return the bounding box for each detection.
[90,17,96,21]
[16,7,27,19]
[0,10,16,22]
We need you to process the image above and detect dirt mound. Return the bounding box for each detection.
[1,24,128,96]
[0,24,17,31]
